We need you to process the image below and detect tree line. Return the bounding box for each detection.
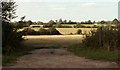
[13,18,120,28]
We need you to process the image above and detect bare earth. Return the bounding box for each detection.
[6,48,118,68]
[5,35,118,68]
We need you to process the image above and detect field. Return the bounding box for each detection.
[19,28,97,35]
[22,35,84,47]
[18,23,116,35]
[56,28,97,34]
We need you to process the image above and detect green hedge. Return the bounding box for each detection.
[22,28,61,35]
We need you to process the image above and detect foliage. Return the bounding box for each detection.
[22,28,38,35]
[112,18,119,24]
[38,28,49,35]
[76,29,82,34]
[81,20,93,24]
[2,2,17,22]
[15,20,33,28]
[56,22,62,28]
[47,28,61,35]
[2,1,23,54]
[82,25,120,51]
[44,20,56,27]
[74,23,82,28]
[67,45,119,61]
[22,28,61,35]
[3,46,34,66]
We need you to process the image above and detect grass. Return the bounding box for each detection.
[67,45,119,62]
[61,24,114,26]
[53,24,76,26]
[2,46,34,66]
[81,24,116,26]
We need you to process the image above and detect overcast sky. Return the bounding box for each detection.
[12,0,119,22]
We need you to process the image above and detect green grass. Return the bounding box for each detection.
[53,24,75,26]
[67,45,119,62]
[3,51,30,66]
[2,46,34,66]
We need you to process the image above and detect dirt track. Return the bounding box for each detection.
[5,48,118,68]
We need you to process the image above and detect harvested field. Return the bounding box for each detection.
[22,35,84,47]
[56,28,97,34]
[18,28,97,35]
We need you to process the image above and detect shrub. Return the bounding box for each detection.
[38,28,49,35]
[22,28,61,35]
[82,26,120,51]
[22,28,38,35]
[76,29,82,34]
[2,22,23,54]
[47,28,61,35]
[74,23,82,28]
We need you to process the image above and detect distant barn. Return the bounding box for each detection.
[29,25,44,28]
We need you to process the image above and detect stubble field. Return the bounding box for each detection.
[22,35,84,47]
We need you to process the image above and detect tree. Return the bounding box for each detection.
[20,16,26,21]
[48,20,56,27]
[56,19,63,27]
[37,21,43,25]
[27,20,33,25]
[100,20,107,24]
[112,18,119,24]
[75,23,82,28]
[59,18,63,23]
[2,1,23,53]
[88,20,93,24]
[63,20,67,24]
[76,29,82,34]
[56,22,62,28]
[2,1,17,23]
[68,20,72,23]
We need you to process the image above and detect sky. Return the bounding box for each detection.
[12,0,119,22]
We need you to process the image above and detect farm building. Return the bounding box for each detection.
[29,25,44,28]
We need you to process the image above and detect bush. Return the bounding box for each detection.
[22,28,38,35]
[2,22,23,54]
[76,29,82,34]
[82,26,120,51]
[38,28,49,35]
[22,28,61,35]
[47,28,61,35]
[75,23,82,28]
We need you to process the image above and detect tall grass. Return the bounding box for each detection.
[67,45,119,62]
[82,25,120,51]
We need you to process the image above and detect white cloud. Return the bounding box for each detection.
[81,2,97,7]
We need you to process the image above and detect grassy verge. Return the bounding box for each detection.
[67,45,119,62]
[2,46,34,66]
